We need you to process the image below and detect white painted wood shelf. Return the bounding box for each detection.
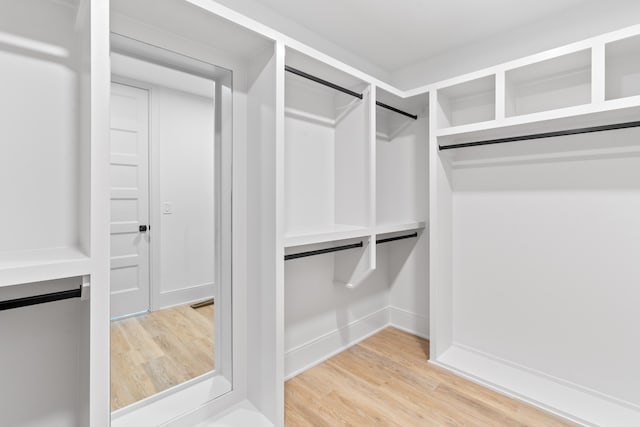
[284,224,371,248]
[0,247,91,288]
[376,221,426,236]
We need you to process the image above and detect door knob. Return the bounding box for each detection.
[139,225,149,232]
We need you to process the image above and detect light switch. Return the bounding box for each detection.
[162,202,173,214]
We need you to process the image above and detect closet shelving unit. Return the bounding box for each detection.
[430,25,640,426]
[282,47,430,383]
[283,49,374,249]
[0,0,105,426]
[0,0,92,289]
[376,88,428,238]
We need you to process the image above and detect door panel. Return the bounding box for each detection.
[110,82,150,319]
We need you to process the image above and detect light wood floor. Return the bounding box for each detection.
[286,327,575,427]
[110,303,214,411]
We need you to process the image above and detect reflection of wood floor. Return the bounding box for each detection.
[285,328,575,427]
[110,304,214,411]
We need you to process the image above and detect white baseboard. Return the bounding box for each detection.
[194,400,273,427]
[284,307,390,380]
[155,282,215,311]
[388,306,429,339]
[434,344,640,427]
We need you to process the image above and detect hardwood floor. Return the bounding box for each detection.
[285,327,575,427]
[110,303,214,411]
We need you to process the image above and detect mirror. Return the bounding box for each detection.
[108,34,232,413]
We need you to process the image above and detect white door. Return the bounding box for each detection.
[109,82,150,319]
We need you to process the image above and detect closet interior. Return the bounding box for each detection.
[2,0,640,425]
[431,29,640,425]
[0,0,92,425]
[283,49,430,381]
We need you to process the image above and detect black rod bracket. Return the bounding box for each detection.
[439,120,640,151]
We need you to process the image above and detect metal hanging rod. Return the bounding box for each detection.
[439,120,640,151]
[285,241,364,261]
[376,101,418,120]
[284,233,419,261]
[285,65,363,99]
[376,232,418,244]
[285,66,417,120]
[0,286,82,312]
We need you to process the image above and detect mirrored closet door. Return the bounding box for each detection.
[108,33,233,416]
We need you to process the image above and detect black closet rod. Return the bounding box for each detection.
[376,101,418,120]
[285,241,364,261]
[376,232,418,244]
[0,287,82,312]
[285,65,363,99]
[439,120,640,151]
[284,232,419,260]
[285,66,418,120]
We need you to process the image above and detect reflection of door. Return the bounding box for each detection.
[109,82,150,319]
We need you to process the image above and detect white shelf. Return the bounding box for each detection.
[0,247,91,288]
[437,75,496,129]
[376,221,426,236]
[606,33,640,101]
[505,49,591,117]
[284,225,371,248]
[437,97,640,148]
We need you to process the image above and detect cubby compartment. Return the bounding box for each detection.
[376,90,428,230]
[284,49,372,246]
[505,49,591,117]
[0,277,89,426]
[0,0,91,286]
[606,34,640,100]
[437,75,495,129]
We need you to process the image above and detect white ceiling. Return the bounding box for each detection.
[255,0,588,72]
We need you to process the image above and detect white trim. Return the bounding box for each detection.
[388,306,429,339]
[192,400,273,427]
[284,307,389,380]
[111,374,232,427]
[156,282,215,311]
[433,344,640,427]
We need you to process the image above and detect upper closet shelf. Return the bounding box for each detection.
[437,98,640,149]
[0,247,91,288]
[376,221,426,236]
[284,225,372,248]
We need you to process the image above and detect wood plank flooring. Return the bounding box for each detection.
[285,327,575,427]
[110,303,214,411]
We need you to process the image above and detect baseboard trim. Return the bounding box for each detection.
[388,306,429,339]
[433,344,640,427]
[155,282,215,311]
[284,307,390,380]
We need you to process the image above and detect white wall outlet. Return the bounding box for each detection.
[162,202,173,214]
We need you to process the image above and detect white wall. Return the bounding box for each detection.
[284,247,390,378]
[155,86,216,309]
[112,53,216,310]
[0,278,87,427]
[451,130,640,407]
[0,0,83,254]
[393,0,640,89]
